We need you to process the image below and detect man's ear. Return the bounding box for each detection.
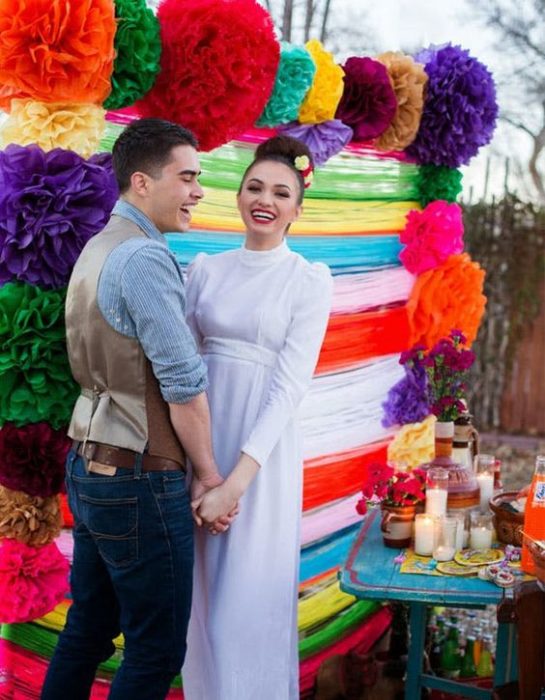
[130,171,150,198]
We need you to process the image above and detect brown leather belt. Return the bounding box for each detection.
[73,441,184,473]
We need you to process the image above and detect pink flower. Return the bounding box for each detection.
[399,201,464,275]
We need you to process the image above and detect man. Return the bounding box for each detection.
[42,119,231,700]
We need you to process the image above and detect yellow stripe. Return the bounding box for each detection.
[193,190,419,234]
[298,580,356,632]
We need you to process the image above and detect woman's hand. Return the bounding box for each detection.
[193,483,239,530]
[517,484,531,498]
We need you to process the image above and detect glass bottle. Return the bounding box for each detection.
[476,635,494,677]
[460,636,478,678]
[440,622,461,679]
[521,455,545,575]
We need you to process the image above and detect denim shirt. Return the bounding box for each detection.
[97,200,208,403]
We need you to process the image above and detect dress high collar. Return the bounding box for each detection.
[238,240,290,266]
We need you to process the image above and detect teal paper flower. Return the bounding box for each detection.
[257,42,316,127]
[105,0,162,110]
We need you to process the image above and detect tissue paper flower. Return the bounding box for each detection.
[298,40,345,124]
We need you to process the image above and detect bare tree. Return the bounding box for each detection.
[473,0,545,204]
[258,0,376,57]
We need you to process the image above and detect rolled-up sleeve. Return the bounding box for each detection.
[121,244,208,403]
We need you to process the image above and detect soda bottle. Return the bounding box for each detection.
[460,636,477,678]
[440,622,461,679]
[521,455,545,575]
[476,635,494,677]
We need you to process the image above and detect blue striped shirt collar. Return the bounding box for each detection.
[112,200,166,246]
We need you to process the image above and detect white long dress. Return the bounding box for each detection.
[182,241,333,700]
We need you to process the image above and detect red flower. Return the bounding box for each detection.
[138,0,280,151]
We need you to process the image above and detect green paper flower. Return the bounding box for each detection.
[256,42,316,127]
[416,165,463,207]
[104,0,161,110]
[0,283,78,429]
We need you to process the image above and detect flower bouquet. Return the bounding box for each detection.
[356,462,427,548]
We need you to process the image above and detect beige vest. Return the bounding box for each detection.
[65,215,185,465]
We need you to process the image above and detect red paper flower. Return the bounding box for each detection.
[0,539,69,623]
[138,0,280,151]
[0,423,70,498]
[0,0,116,110]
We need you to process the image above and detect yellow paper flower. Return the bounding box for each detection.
[0,100,106,159]
[298,40,344,124]
[388,415,436,469]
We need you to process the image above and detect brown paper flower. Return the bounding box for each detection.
[375,52,428,151]
[0,486,62,547]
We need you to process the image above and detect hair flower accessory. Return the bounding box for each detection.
[294,155,314,188]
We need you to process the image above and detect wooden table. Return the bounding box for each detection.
[339,509,518,699]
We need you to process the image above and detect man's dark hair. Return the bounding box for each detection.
[112,118,198,193]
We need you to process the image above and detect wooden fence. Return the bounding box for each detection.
[500,282,545,434]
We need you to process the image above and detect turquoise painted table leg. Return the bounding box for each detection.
[405,601,427,700]
[494,622,518,687]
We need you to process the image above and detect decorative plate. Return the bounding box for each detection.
[436,560,480,577]
[454,549,505,567]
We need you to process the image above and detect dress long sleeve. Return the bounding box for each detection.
[241,262,333,467]
[185,252,207,348]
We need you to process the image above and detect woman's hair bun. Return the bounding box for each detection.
[254,134,313,168]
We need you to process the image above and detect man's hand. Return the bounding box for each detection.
[192,482,239,533]
[190,471,223,504]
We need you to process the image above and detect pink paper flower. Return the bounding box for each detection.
[0,539,69,622]
[399,201,464,275]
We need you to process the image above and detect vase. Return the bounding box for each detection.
[425,420,480,511]
[380,503,416,548]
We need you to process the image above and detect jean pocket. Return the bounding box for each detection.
[79,494,138,568]
[149,472,187,499]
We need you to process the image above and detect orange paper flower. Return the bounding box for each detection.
[407,253,486,347]
[0,0,116,110]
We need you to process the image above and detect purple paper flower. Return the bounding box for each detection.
[335,56,397,141]
[407,44,498,167]
[382,369,430,427]
[0,145,119,289]
[279,119,353,165]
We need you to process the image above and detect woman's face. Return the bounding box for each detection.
[237,160,302,247]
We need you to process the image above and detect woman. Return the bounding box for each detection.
[182,136,333,699]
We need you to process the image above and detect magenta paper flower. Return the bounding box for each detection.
[399,201,464,274]
[335,56,397,141]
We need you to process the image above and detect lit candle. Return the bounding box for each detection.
[433,545,456,562]
[470,525,493,550]
[476,473,494,513]
[414,514,436,556]
[426,488,448,517]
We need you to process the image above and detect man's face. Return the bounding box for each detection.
[144,145,204,233]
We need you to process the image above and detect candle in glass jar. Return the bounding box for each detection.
[476,473,494,513]
[470,525,493,550]
[414,514,436,556]
[433,544,456,562]
[426,488,448,517]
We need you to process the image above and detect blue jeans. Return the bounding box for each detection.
[41,450,193,700]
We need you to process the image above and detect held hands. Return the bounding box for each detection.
[191,452,260,536]
[192,482,240,535]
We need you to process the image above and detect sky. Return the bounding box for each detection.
[327,0,522,201]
